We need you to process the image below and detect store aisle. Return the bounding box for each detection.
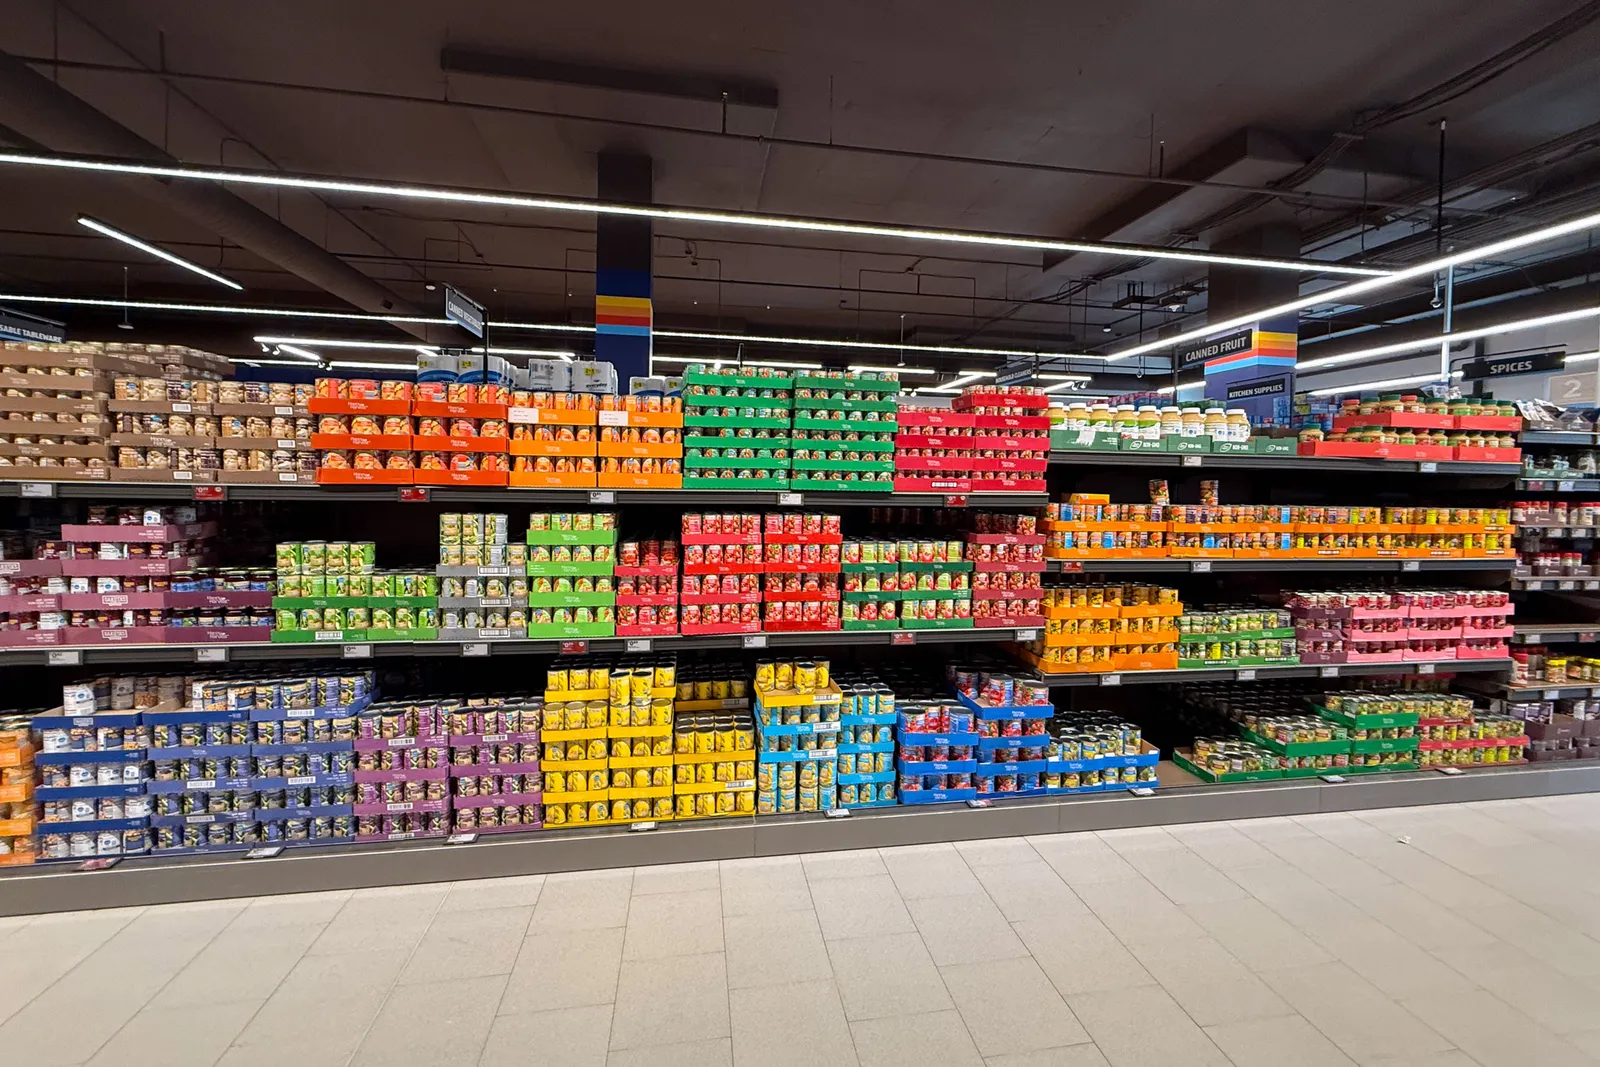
[4,796,1600,1067]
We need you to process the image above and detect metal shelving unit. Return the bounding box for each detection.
[1512,624,1600,645]
[1048,558,1514,574]
[1030,657,1514,688]
[1048,451,1520,477]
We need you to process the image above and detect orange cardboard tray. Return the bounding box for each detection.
[597,410,683,428]
[413,468,510,486]
[508,407,598,426]
[509,470,598,488]
[596,473,683,490]
[597,441,683,459]
[413,435,509,453]
[306,397,412,416]
[315,467,414,485]
[509,439,597,457]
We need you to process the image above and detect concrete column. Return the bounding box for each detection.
[594,153,653,386]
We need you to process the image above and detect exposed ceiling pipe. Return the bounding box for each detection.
[0,50,433,341]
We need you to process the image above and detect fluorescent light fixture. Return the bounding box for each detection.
[1304,370,1466,397]
[463,345,576,361]
[846,364,937,375]
[228,357,322,367]
[1298,306,1600,373]
[4,152,1387,278]
[328,360,422,371]
[254,335,429,352]
[77,216,244,290]
[650,328,1104,360]
[647,354,824,370]
[921,370,993,394]
[0,292,445,325]
[1037,373,1093,383]
[1041,380,1086,393]
[275,344,323,364]
[1155,385,1176,395]
[1565,350,1600,364]
[1106,205,1600,363]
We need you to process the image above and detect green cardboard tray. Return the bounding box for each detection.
[525,528,619,546]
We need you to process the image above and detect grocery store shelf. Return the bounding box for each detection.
[2,759,1593,916]
[1047,557,1515,574]
[1511,624,1600,645]
[1030,657,1514,688]
[1466,679,1600,700]
[0,481,1045,508]
[1520,478,1600,492]
[1511,577,1600,591]
[1516,524,1596,539]
[0,625,1044,666]
[1520,431,1597,446]
[1049,451,1520,476]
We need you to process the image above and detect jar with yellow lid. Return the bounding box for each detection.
[1180,407,1205,437]
[1224,408,1251,442]
[1202,407,1228,440]
[1063,402,1090,431]
[1159,406,1182,437]
[1136,405,1161,440]
[1088,403,1112,432]
[1113,404,1138,438]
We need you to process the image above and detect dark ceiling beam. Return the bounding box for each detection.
[440,47,778,109]
[0,50,435,341]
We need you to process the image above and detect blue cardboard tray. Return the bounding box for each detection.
[35,748,147,766]
[756,721,843,738]
[837,770,895,785]
[145,744,251,760]
[254,804,354,821]
[143,709,251,726]
[899,788,977,805]
[31,711,143,729]
[36,816,149,833]
[955,690,1054,721]
[249,696,373,721]
[896,758,977,775]
[250,741,352,757]
[150,811,253,828]
[837,740,896,754]
[144,776,254,794]
[899,730,980,747]
[37,782,148,800]
[977,735,1050,753]
[973,759,1047,775]
[756,749,838,764]
[840,711,897,725]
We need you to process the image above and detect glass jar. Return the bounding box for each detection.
[1136,406,1161,440]
[1203,407,1228,439]
[1224,409,1251,442]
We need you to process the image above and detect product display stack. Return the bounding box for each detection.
[412,381,511,487]
[1045,710,1161,793]
[615,536,681,637]
[354,696,448,843]
[0,341,141,481]
[541,657,675,827]
[673,659,756,819]
[680,512,763,635]
[0,714,32,864]
[1178,606,1299,669]
[606,661,676,823]
[968,513,1046,629]
[310,377,417,484]
[900,534,974,631]
[523,512,617,639]
[1290,589,1514,665]
[832,670,898,808]
[754,658,841,815]
[788,371,897,491]
[762,511,843,632]
[446,696,543,836]
[895,404,978,494]
[1025,583,1183,674]
[952,385,1050,492]
[438,514,528,640]
[896,696,978,805]
[681,365,793,490]
[275,539,439,644]
[108,374,225,484]
[954,669,1053,797]
[841,539,902,631]
[597,393,684,489]
[509,391,600,489]
[33,681,152,861]
[211,378,317,485]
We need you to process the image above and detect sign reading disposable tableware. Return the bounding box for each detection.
[1174,327,1252,371]
[443,285,487,338]
[0,307,66,343]
[1225,376,1288,401]
[1460,350,1564,381]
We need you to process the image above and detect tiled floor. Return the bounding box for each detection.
[5,795,1600,1066]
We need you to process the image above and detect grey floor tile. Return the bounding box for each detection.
[0,910,150,1026]
[983,1047,1111,1067]
[810,872,917,941]
[941,957,1089,1058]
[852,1009,984,1067]
[970,859,1092,923]
[731,979,856,1067]
[954,837,1044,868]
[725,907,833,989]
[1400,988,1593,1067]
[231,987,388,1059]
[349,974,507,1067]
[1329,929,1476,1000]
[1260,962,1455,1064]
[1327,881,1498,953]
[622,888,724,960]
[1066,984,1230,1067]
[438,874,545,912]
[1026,834,1140,886]
[1012,914,1154,997]
[1118,847,1250,906]
[721,856,813,916]
[1201,1013,1357,1067]
[881,842,984,899]
[828,931,954,1021]
[632,860,721,895]
[271,947,410,1003]
[530,869,634,933]
[906,892,1030,966]
[85,1000,260,1067]
[310,907,438,955]
[608,1037,733,1067]
[1433,941,1600,1033]
[803,848,889,881]
[397,904,532,985]
[1178,897,1333,972]
[1125,934,1293,1026]
[230,890,352,929]
[149,922,324,1009]
[501,926,625,1013]
[610,952,728,1050]
[1162,822,1280,870]
[335,884,449,926]
[1071,876,1206,947]
[1095,826,1181,854]
[480,1003,613,1067]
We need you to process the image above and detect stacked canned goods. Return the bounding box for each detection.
[0,715,34,865]
[1045,711,1156,791]
[896,700,977,802]
[754,657,840,814]
[352,700,449,842]
[34,690,150,860]
[447,699,543,834]
[672,712,757,818]
[833,674,898,807]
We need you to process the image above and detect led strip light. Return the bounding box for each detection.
[77,216,243,290]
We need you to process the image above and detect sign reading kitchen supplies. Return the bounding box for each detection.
[443,285,487,338]
[1174,327,1252,371]
[1225,376,1288,402]
[1460,350,1565,381]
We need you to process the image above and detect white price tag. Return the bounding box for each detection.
[171,402,192,413]
[245,846,284,859]
[342,643,373,659]
[1320,774,1346,783]
[1181,455,1203,467]
[1416,662,1436,675]
[966,798,993,808]
[1192,561,1212,573]
[778,492,804,506]
[629,821,657,832]
[1436,766,1464,776]
[19,481,55,498]
[1559,480,1577,492]
[1523,633,1542,644]
[447,833,479,845]
[1419,461,1438,473]
[1236,669,1257,682]
[742,633,768,649]
[626,638,652,653]
[1319,665,1340,678]
[1543,689,1562,700]
[194,646,228,663]
[1402,560,1421,572]
[727,780,755,790]
[461,643,490,657]
[825,807,852,818]
[596,410,629,426]
[47,648,83,666]
[1013,628,1039,642]
[588,490,615,505]
[286,775,315,786]
[507,406,538,424]
[1128,786,1156,797]
[1560,580,1578,590]
[1101,673,1122,687]
[812,721,841,734]
[386,802,414,812]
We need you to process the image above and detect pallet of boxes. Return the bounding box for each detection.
[0,341,136,482]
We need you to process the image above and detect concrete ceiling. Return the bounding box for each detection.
[0,0,1598,377]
